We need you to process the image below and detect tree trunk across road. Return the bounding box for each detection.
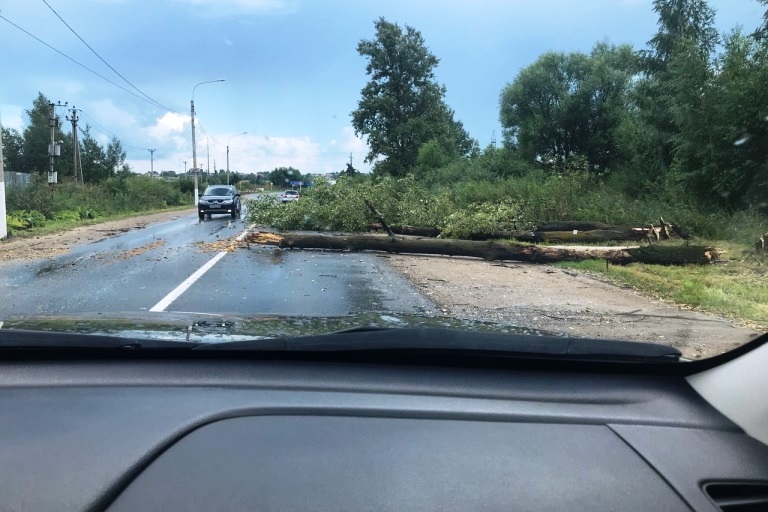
[246,232,716,265]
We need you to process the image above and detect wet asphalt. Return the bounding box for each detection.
[0,201,434,319]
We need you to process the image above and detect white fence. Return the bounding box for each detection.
[3,172,32,188]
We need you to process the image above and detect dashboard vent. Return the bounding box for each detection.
[703,482,768,512]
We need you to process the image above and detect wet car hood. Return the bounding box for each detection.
[0,312,557,344]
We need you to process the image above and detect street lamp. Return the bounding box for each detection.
[226,131,247,185]
[190,79,225,205]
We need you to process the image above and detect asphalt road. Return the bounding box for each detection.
[0,202,433,320]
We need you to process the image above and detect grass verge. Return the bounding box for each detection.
[556,243,768,331]
[2,204,194,240]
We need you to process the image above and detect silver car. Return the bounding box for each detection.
[280,190,301,203]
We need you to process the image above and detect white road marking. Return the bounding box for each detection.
[149,226,250,313]
[150,251,227,312]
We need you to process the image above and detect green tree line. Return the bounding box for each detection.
[353,2,768,212]
[2,92,130,182]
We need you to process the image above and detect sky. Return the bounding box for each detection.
[0,0,763,176]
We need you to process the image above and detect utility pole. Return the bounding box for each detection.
[226,131,247,185]
[66,106,81,183]
[48,101,66,184]
[206,139,210,176]
[184,160,187,175]
[349,152,353,168]
[190,79,224,204]
[190,98,198,202]
[0,114,6,239]
[148,148,156,178]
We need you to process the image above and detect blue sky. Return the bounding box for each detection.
[0,0,763,175]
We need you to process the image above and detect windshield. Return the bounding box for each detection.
[204,187,232,196]
[0,0,765,361]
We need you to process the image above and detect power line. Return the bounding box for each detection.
[0,15,182,114]
[40,0,177,114]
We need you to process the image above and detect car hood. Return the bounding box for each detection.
[201,195,234,201]
[0,311,556,344]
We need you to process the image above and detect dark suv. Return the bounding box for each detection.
[198,185,241,220]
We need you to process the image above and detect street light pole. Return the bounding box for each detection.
[226,131,247,185]
[191,79,224,205]
[148,148,156,178]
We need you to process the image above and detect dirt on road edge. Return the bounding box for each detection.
[385,253,762,360]
[0,208,195,263]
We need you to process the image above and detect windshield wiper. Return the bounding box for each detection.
[194,327,681,363]
[0,329,199,350]
[0,327,680,363]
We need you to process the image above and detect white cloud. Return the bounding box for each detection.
[146,112,188,141]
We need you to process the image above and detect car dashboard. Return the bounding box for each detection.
[0,355,767,511]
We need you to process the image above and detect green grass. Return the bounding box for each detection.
[3,204,193,239]
[557,245,768,330]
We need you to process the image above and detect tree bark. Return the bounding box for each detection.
[368,224,649,242]
[245,232,715,265]
[508,229,650,243]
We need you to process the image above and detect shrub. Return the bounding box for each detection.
[6,210,47,232]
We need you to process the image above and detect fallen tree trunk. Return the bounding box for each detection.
[367,224,649,243]
[512,229,650,243]
[245,232,715,265]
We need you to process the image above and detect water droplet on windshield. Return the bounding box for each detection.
[734,134,751,146]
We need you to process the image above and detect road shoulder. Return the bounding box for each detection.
[0,208,195,263]
[385,253,762,360]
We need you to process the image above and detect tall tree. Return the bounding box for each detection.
[1,127,24,173]
[634,0,719,179]
[499,44,637,171]
[668,30,768,206]
[104,136,126,179]
[78,126,107,183]
[352,17,475,177]
[644,0,718,72]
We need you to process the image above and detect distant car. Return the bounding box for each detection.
[280,190,300,203]
[198,185,241,220]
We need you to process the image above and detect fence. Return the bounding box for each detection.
[3,172,32,188]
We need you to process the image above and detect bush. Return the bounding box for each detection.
[5,175,190,231]
[6,210,47,232]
